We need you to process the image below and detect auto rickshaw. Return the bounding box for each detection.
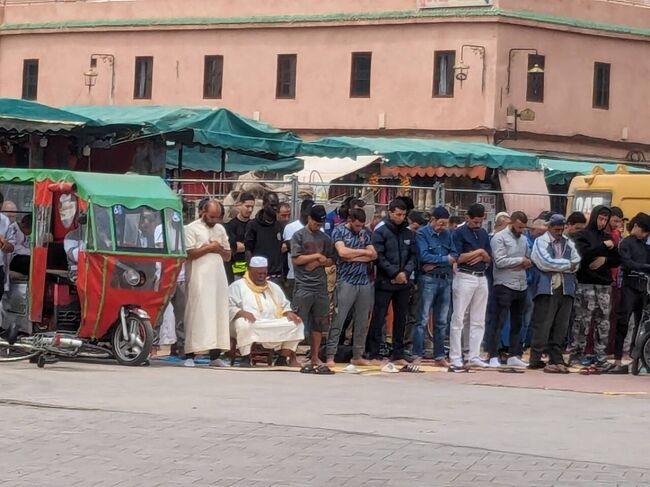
[0,169,185,367]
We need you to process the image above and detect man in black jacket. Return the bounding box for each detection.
[244,192,284,286]
[366,199,417,364]
[610,213,650,373]
[574,205,620,367]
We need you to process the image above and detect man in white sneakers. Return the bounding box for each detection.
[449,204,492,371]
[486,211,532,368]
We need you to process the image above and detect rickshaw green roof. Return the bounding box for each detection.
[0,168,181,211]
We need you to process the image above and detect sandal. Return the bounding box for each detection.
[544,364,564,374]
[313,364,335,375]
[300,364,315,374]
[448,364,474,373]
[579,365,601,375]
[400,364,424,373]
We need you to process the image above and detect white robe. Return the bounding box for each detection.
[183,219,231,354]
[228,278,304,356]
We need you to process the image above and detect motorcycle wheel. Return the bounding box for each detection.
[111,315,153,366]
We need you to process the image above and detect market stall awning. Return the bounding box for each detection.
[294,156,380,183]
[301,136,539,171]
[166,146,303,173]
[541,158,650,185]
[65,105,304,158]
[0,98,97,133]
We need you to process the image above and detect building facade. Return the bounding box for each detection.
[1,0,650,161]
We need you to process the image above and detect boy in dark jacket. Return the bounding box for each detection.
[573,205,620,367]
[366,199,417,364]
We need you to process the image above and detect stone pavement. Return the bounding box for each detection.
[2,361,650,486]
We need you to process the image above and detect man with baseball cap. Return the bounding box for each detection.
[291,205,335,373]
[529,214,581,373]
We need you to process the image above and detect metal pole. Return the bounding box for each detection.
[290,175,299,219]
[220,149,226,197]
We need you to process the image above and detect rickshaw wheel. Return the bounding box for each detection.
[111,315,153,366]
[640,333,650,373]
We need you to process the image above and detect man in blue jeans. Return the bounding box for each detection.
[413,207,457,366]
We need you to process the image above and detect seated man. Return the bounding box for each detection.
[228,256,304,367]
[8,214,32,276]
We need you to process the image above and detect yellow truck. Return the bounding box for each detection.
[567,165,650,218]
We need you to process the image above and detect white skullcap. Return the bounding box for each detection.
[249,256,268,268]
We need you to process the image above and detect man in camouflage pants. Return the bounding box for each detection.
[573,206,620,368]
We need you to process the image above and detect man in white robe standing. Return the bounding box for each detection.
[183,200,231,367]
[229,256,304,367]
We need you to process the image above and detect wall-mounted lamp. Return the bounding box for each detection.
[453,45,486,92]
[39,137,48,148]
[506,48,544,93]
[82,145,91,157]
[83,54,115,103]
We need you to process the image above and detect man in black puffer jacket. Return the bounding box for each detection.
[366,199,417,364]
[574,205,620,367]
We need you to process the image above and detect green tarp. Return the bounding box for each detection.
[0,168,181,211]
[166,146,303,173]
[301,136,540,170]
[541,158,650,185]
[65,105,304,158]
[0,98,96,133]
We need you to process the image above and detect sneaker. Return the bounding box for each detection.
[381,363,400,374]
[507,356,529,368]
[209,358,228,367]
[183,358,195,367]
[447,362,466,373]
[488,357,501,368]
[468,357,488,368]
[580,355,595,366]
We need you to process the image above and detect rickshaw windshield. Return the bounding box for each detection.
[91,204,184,255]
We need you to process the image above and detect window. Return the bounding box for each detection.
[593,62,610,110]
[433,51,455,97]
[22,59,39,100]
[133,56,153,99]
[526,54,545,103]
[203,55,223,99]
[350,52,372,98]
[276,54,297,99]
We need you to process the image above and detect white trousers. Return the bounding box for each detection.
[450,272,489,364]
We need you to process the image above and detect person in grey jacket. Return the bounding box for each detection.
[529,214,581,373]
[486,211,532,368]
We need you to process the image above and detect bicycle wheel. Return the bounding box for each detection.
[0,340,38,362]
[640,332,650,372]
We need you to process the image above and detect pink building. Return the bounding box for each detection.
[1,0,650,161]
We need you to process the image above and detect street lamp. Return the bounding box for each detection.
[506,48,544,93]
[453,44,486,92]
[83,54,115,103]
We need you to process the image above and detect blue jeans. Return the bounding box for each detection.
[413,274,452,359]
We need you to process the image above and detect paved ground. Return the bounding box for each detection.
[2,361,650,486]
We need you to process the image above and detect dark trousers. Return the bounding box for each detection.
[487,285,527,359]
[530,290,574,365]
[367,285,410,360]
[615,285,644,360]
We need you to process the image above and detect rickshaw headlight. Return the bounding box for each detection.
[123,268,144,287]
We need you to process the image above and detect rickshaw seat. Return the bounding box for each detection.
[229,339,274,367]
[8,270,28,282]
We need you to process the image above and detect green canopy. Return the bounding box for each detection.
[166,146,303,173]
[541,158,650,185]
[301,136,539,170]
[65,105,303,158]
[0,98,96,133]
[0,168,181,211]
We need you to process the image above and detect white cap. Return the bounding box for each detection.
[249,256,268,268]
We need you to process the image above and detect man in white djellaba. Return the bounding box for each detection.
[183,200,231,367]
[228,256,304,367]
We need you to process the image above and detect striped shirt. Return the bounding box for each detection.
[332,225,373,286]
